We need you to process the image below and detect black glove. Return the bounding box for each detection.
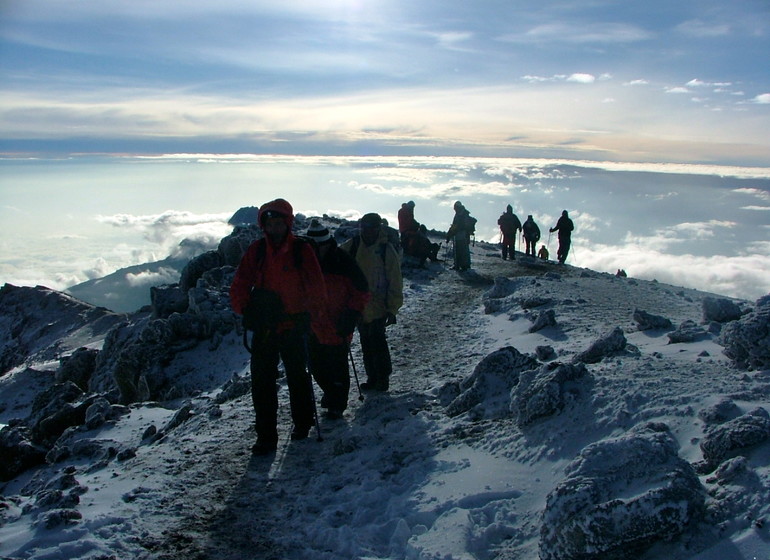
[336,309,361,338]
[384,313,397,326]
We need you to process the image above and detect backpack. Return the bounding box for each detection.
[241,236,313,350]
[466,214,477,234]
[349,235,389,265]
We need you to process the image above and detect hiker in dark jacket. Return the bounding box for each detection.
[497,204,522,260]
[549,210,575,264]
[230,198,335,455]
[305,219,370,419]
[340,213,403,392]
[522,215,540,257]
[446,201,472,271]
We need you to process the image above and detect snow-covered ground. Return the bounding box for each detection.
[1,241,769,560]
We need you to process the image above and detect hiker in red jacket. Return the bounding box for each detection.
[497,204,522,260]
[230,198,333,455]
[305,219,370,419]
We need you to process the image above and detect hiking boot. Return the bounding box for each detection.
[325,409,344,420]
[251,439,277,456]
[290,426,311,440]
[361,381,388,392]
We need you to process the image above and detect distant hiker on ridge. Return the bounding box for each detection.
[549,210,575,264]
[522,215,540,257]
[398,201,421,260]
[497,204,522,260]
[446,201,475,271]
[230,198,335,456]
[305,219,370,419]
[340,213,403,392]
[538,244,549,261]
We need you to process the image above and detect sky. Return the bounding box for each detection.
[1,0,769,164]
[0,1,769,302]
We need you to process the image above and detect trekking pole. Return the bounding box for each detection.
[302,333,323,442]
[348,343,364,401]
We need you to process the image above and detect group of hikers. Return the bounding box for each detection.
[229,197,574,455]
[230,199,403,455]
[497,205,575,265]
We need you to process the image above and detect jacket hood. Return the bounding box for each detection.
[258,198,294,230]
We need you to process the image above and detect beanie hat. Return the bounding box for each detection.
[360,213,382,229]
[306,219,331,243]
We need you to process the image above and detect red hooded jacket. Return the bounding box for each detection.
[229,199,334,344]
[314,242,370,346]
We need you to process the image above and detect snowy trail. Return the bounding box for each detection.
[135,247,505,559]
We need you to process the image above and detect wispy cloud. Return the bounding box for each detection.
[503,22,652,44]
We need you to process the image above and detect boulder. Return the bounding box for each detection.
[540,423,705,560]
[150,284,189,318]
[699,407,770,473]
[633,308,672,331]
[702,296,743,324]
[572,327,627,364]
[0,425,47,481]
[55,347,99,392]
[529,309,557,333]
[445,347,539,418]
[719,296,770,369]
[667,320,708,344]
[511,361,589,427]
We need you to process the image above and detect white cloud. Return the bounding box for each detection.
[665,87,691,94]
[752,93,770,104]
[733,187,770,202]
[567,73,596,84]
[125,267,180,287]
[507,22,651,44]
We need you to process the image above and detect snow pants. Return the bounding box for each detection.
[358,317,392,390]
[308,337,350,412]
[250,326,314,443]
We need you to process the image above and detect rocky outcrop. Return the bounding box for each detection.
[719,295,770,369]
[0,284,123,376]
[572,327,627,364]
[633,308,672,331]
[529,309,556,333]
[667,320,708,344]
[702,296,743,324]
[540,423,705,560]
[510,361,590,427]
[55,347,99,392]
[698,407,770,474]
[443,346,539,419]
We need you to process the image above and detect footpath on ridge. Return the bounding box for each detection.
[139,245,545,559]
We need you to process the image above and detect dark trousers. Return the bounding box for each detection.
[557,237,571,263]
[308,337,350,412]
[250,327,313,443]
[501,234,515,260]
[358,317,392,389]
[525,238,536,257]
